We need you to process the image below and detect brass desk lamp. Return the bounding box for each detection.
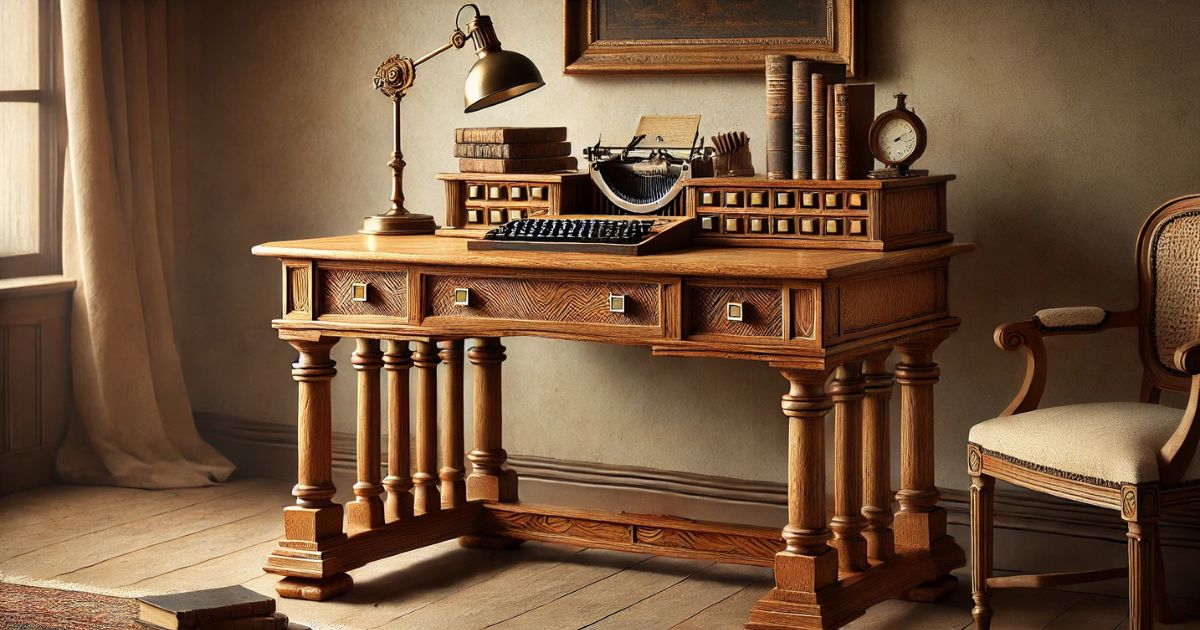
[362,3,544,235]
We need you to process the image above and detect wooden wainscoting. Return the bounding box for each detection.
[196,413,1200,596]
[0,276,73,495]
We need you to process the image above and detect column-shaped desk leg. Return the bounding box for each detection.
[773,369,837,594]
[861,353,896,561]
[830,362,868,572]
[412,341,441,515]
[462,337,520,550]
[439,339,467,508]
[276,337,352,601]
[383,341,414,521]
[348,338,385,531]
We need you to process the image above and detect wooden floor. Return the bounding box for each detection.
[0,479,1195,629]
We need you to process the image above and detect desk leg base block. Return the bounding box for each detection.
[903,573,958,603]
[459,533,525,550]
[746,537,964,630]
[276,573,353,601]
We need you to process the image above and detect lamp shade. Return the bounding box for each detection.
[463,49,544,113]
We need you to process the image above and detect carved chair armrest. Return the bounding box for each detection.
[993,308,1137,416]
[1158,339,1200,485]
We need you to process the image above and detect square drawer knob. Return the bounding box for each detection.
[351,282,369,302]
[608,293,626,314]
[775,191,794,207]
[467,184,483,199]
[774,218,794,234]
[466,209,482,224]
[749,218,767,233]
[825,218,844,235]
[724,191,743,207]
[800,218,819,234]
[726,301,745,322]
[531,186,547,200]
[453,287,471,307]
[848,192,867,209]
[511,186,526,200]
[489,209,506,224]
[824,192,843,209]
[700,191,717,206]
[488,186,505,200]
[749,191,768,207]
[508,209,525,221]
[699,215,718,231]
[724,217,742,233]
[801,192,820,208]
[849,219,866,235]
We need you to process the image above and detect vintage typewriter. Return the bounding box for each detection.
[584,114,714,216]
[467,215,694,256]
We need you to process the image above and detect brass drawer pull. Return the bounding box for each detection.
[453,287,471,306]
[726,301,745,322]
[351,282,370,302]
[608,293,626,314]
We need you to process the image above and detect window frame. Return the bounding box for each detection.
[0,0,61,279]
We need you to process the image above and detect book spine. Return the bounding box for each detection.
[810,73,826,180]
[453,142,571,159]
[791,60,811,179]
[455,128,567,144]
[764,54,792,180]
[458,156,577,174]
[834,83,849,180]
[825,84,835,179]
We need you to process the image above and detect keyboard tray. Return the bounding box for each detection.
[467,215,695,256]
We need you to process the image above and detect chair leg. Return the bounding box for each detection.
[970,471,995,630]
[1128,520,1157,630]
[1154,530,1174,624]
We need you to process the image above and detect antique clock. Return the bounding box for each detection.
[867,93,928,178]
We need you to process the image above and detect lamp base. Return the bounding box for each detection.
[359,212,438,235]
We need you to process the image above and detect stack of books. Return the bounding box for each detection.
[136,586,295,629]
[765,55,874,181]
[455,127,577,173]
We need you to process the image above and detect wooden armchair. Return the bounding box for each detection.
[967,195,1200,630]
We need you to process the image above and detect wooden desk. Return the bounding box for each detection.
[252,234,973,629]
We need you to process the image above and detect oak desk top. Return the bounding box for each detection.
[252,234,974,280]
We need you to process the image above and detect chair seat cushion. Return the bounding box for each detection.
[969,402,1199,487]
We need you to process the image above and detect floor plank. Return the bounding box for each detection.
[586,563,772,629]
[491,555,712,629]
[1043,593,1128,629]
[671,578,773,629]
[125,539,279,594]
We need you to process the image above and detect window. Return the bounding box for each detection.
[1,0,58,279]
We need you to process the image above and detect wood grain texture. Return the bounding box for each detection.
[830,362,869,572]
[426,273,660,327]
[438,339,467,509]
[348,338,384,531]
[686,283,783,339]
[383,341,414,522]
[318,266,408,318]
[861,355,895,561]
[412,341,440,515]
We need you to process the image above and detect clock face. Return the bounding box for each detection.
[876,117,919,163]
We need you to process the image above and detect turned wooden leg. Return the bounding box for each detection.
[862,353,895,561]
[348,338,385,531]
[830,361,869,572]
[466,338,517,502]
[1128,520,1158,630]
[277,337,352,600]
[412,341,441,515]
[383,341,413,521]
[969,445,994,630]
[893,346,945,548]
[439,339,467,509]
[773,368,838,594]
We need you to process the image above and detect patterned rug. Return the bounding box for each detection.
[0,581,138,629]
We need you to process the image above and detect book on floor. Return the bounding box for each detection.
[137,585,275,630]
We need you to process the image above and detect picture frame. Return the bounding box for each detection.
[563,0,861,77]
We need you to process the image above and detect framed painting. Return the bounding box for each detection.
[564,0,861,76]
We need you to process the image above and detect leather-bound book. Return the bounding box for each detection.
[765,54,792,179]
[825,82,836,178]
[810,73,827,180]
[458,156,578,174]
[137,586,274,630]
[455,127,567,144]
[791,60,811,179]
[454,142,571,159]
[834,83,876,180]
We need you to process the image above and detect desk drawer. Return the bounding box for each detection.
[686,284,784,340]
[425,274,661,328]
[318,266,409,319]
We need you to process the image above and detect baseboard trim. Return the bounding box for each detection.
[195,412,1200,551]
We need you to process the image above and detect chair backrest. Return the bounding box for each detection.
[1137,194,1200,392]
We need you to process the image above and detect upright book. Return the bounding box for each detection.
[791,60,811,179]
[764,54,792,180]
[834,83,876,180]
[810,73,827,180]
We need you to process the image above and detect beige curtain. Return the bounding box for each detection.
[56,0,235,488]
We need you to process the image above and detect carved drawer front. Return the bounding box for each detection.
[425,274,661,328]
[686,284,783,339]
[318,267,409,318]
